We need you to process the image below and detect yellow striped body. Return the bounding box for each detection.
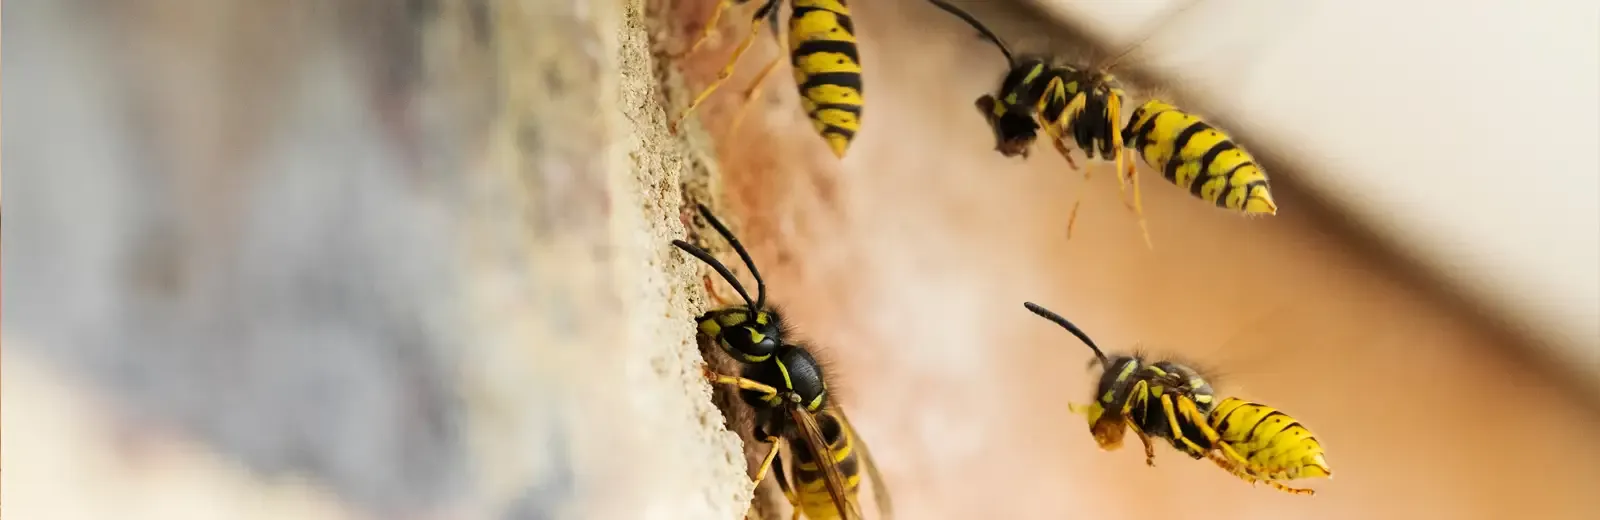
[788,0,863,158]
[1209,397,1332,481]
[784,407,862,519]
[1122,100,1278,215]
[1070,355,1328,494]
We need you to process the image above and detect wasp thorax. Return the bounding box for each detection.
[734,344,830,412]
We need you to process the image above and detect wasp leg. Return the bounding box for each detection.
[1173,397,1250,467]
[1059,137,1090,240]
[1126,155,1152,249]
[703,366,781,401]
[1159,394,1213,457]
[1098,91,1152,249]
[673,0,735,59]
[770,454,804,520]
[1119,382,1159,466]
[1262,480,1317,496]
[1051,135,1082,170]
[728,54,781,136]
[1103,95,1132,209]
[752,436,784,485]
[671,0,780,134]
[703,275,729,306]
[1039,79,1085,171]
[1046,89,1095,239]
[1124,420,1158,467]
[1207,453,1316,496]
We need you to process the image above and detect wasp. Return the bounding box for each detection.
[1023,302,1332,495]
[925,0,1279,248]
[669,0,864,159]
[674,204,891,519]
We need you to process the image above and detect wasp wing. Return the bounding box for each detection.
[790,405,863,520]
[835,408,892,520]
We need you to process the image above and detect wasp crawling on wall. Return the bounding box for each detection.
[674,204,891,519]
[670,0,864,159]
[1023,302,1331,495]
[925,0,1278,248]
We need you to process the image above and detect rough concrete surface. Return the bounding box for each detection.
[4,0,748,518]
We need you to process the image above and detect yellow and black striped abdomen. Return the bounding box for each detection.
[788,0,862,158]
[1210,397,1331,480]
[790,409,862,519]
[1123,101,1278,215]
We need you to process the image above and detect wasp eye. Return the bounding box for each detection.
[721,321,780,361]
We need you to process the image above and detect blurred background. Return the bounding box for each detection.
[5,0,1598,519]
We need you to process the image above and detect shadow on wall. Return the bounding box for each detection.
[654,0,1600,518]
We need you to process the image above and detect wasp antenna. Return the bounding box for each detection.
[1097,0,1207,72]
[673,239,757,310]
[926,0,1016,67]
[1023,302,1110,366]
[694,204,767,309]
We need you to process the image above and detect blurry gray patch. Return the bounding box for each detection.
[498,430,578,520]
[5,0,470,513]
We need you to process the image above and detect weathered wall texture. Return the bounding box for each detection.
[654,0,1600,518]
[4,0,748,518]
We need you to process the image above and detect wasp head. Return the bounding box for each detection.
[975,94,1039,158]
[701,308,783,363]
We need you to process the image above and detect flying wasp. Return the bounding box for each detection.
[925,0,1279,248]
[669,0,864,159]
[1022,301,1332,495]
[673,203,891,519]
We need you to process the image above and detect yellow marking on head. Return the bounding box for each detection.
[1149,385,1165,396]
[1194,394,1213,404]
[737,352,772,363]
[806,392,826,411]
[1020,63,1046,88]
[754,312,770,325]
[1145,365,1168,376]
[1189,377,1207,388]
[698,319,722,338]
[1115,359,1138,380]
[715,310,749,326]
